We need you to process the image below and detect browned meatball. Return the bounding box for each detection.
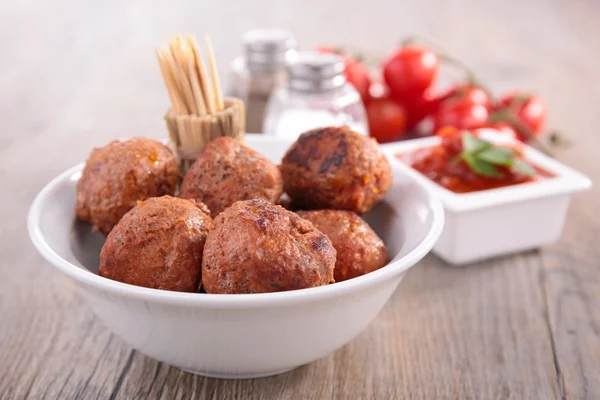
[179,137,284,218]
[281,126,393,214]
[99,196,213,292]
[297,210,388,282]
[76,137,179,235]
[202,199,336,294]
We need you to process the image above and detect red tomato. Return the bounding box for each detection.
[433,98,489,132]
[401,88,446,129]
[499,93,546,135]
[383,45,440,101]
[391,84,486,130]
[368,81,389,99]
[345,59,371,102]
[443,85,491,109]
[367,97,407,143]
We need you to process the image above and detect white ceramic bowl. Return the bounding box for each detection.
[28,134,444,379]
[381,129,592,265]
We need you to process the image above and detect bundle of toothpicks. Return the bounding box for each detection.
[155,33,245,174]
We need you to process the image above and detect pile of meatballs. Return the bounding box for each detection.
[75,126,393,294]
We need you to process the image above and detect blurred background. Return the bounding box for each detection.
[2,0,597,153]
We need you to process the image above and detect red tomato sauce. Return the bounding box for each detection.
[397,135,553,193]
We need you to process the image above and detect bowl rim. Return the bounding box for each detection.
[27,156,444,309]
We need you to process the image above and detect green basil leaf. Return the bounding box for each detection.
[450,154,463,165]
[462,131,492,154]
[477,147,519,166]
[463,154,500,177]
[512,159,536,176]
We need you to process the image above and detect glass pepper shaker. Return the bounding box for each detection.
[227,29,297,134]
[262,51,368,139]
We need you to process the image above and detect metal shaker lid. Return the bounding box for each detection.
[287,51,346,92]
[242,29,297,69]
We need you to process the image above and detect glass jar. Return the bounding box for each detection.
[262,51,368,139]
[227,29,297,133]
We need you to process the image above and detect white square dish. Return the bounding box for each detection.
[381,129,592,265]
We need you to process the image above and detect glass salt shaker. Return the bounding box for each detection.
[262,51,368,138]
[227,29,297,134]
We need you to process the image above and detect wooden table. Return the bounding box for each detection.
[2,0,599,398]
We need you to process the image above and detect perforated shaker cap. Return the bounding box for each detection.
[287,51,346,92]
[242,29,297,70]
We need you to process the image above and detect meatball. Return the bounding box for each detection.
[281,126,393,214]
[297,210,388,282]
[179,137,284,218]
[99,196,213,292]
[202,199,336,294]
[76,137,179,235]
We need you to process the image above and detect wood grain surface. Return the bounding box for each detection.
[1,0,599,398]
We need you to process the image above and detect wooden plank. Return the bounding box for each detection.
[532,1,600,397]
[540,216,600,399]
[332,254,561,399]
[1,0,600,398]
[0,273,134,399]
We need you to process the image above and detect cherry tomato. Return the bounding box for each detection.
[433,98,489,132]
[391,84,483,130]
[368,81,389,99]
[367,97,407,143]
[443,85,491,109]
[499,93,546,135]
[401,88,446,129]
[345,59,371,102]
[368,82,438,129]
[317,46,371,102]
[383,45,440,101]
